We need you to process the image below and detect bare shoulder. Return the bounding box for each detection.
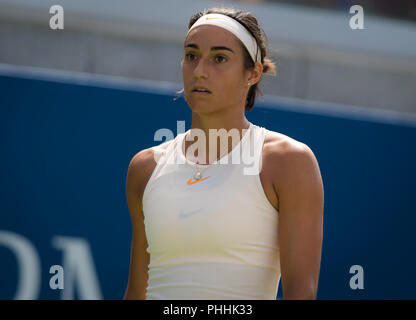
[262,129,321,190]
[127,139,174,201]
[129,138,173,171]
[263,129,312,157]
[129,139,169,166]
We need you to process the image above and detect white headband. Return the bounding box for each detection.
[186,13,261,64]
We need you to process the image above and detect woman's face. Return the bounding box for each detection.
[182,25,252,114]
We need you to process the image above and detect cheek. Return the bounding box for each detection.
[222,66,245,90]
[182,64,189,78]
[182,68,193,89]
[220,74,245,96]
[182,62,192,75]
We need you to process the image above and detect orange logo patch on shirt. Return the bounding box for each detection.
[186,176,210,185]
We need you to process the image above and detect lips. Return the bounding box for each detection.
[192,91,211,95]
[192,86,212,93]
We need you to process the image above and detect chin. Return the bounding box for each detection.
[188,101,218,114]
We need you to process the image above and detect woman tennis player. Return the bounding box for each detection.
[124,7,324,300]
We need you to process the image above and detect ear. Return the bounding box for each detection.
[247,62,263,85]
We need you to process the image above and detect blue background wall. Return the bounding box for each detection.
[1,72,415,299]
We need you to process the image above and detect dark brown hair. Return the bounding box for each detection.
[176,7,277,111]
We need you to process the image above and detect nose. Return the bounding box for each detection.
[193,56,208,80]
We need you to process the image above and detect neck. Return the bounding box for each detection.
[184,108,250,165]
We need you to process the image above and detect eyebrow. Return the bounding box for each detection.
[184,43,234,53]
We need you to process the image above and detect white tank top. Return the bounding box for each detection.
[142,122,280,299]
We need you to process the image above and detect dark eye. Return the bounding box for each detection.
[215,55,227,63]
[185,53,196,61]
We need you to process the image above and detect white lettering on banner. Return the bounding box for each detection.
[208,128,240,165]
[49,265,64,290]
[0,231,103,299]
[176,120,186,135]
[0,230,41,299]
[52,236,103,300]
[242,127,258,175]
[154,128,175,144]
[349,5,364,30]
[185,128,206,164]
[153,120,259,172]
[153,120,187,165]
[349,264,364,289]
[49,5,64,30]
[163,304,198,317]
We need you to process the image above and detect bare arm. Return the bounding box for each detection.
[123,149,155,300]
[274,142,324,300]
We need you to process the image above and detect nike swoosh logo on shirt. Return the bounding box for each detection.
[186,176,210,185]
